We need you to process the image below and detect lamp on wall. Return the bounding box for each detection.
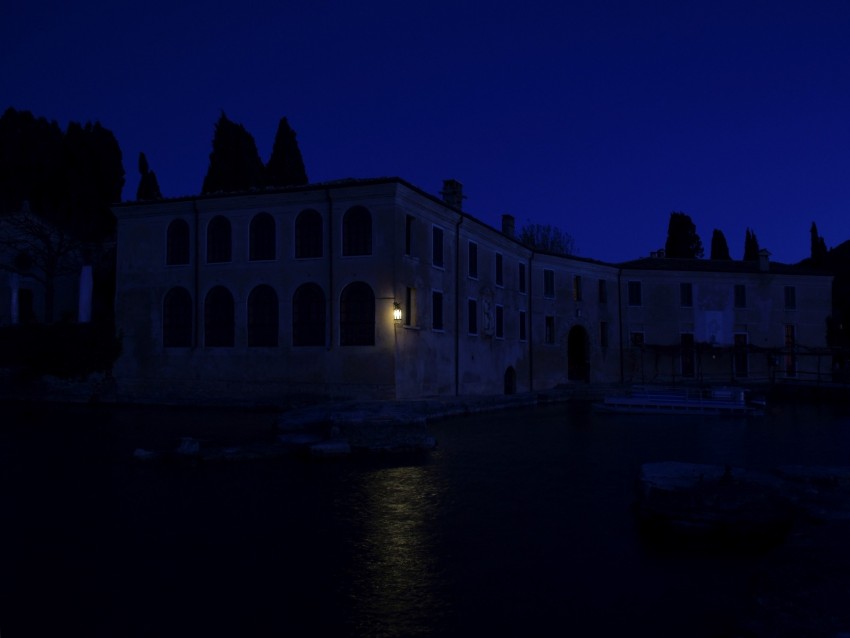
[393,301,403,325]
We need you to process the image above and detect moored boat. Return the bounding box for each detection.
[595,385,765,416]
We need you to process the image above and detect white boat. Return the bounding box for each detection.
[595,385,764,416]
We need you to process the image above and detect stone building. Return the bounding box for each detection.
[618,251,834,384]
[0,210,92,325]
[111,177,833,402]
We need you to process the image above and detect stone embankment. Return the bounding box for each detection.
[132,387,594,461]
[276,392,548,457]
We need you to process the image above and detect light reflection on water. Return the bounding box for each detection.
[3,401,850,636]
[346,464,447,636]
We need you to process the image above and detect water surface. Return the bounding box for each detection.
[2,400,848,636]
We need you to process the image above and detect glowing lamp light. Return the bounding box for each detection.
[393,302,403,325]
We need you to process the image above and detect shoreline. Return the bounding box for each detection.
[3,369,850,410]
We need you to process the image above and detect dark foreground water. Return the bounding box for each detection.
[2,400,850,637]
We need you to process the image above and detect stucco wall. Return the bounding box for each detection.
[112,178,835,402]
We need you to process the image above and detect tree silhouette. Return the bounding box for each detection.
[710,229,731,260]
[62,121,124,241]
[743,228,760,261]
[0,108,65,216]
[518,223,575,255]
[136,152,162,200]
[201,112,264,194]
[0,108,123,242]
[811,221,828,265]
[0,209,84,323]
[664,212,703,258]
[265,116,308,187]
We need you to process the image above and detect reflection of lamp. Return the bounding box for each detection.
[393,301,402,325]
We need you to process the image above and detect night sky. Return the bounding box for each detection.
[4,0,850,264]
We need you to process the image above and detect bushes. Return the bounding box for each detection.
[0,322,120,379]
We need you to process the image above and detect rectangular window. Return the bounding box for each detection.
[518,263,527,294]
[630,332,645,347]
[681,333,695,378]
[468,241,478,279]
[734,284,746,308]
[680,282,693,307]
[495,253,503,287]
[628,281,642,306]
[784,286,796,310]
[543,269,555,298]
[519,311,527,341]
[544,315,555,344]
[495,305,504,338]
[598,279,607,304]
[405,215,414,256]
[432,291,443,330]
[468,299,478,335]
[432,226,444,268]
[573,275,583,301]
[404,287,415,327]
[600,321,609,348]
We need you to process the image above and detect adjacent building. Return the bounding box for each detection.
[0,210,93,326]
[111,177,833,403]
[618,251,833,385]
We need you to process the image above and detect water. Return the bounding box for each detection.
[2,401,850,636]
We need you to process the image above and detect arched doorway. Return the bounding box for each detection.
[504,366,517,395]
[567,326,590,382]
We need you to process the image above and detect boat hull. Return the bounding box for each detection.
[595,387,764,417]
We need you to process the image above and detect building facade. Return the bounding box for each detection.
[112,178,833,403]
[0,211,92,326]
[618,252,833,385]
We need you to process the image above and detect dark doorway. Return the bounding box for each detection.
[504,366,517,395]
[567,325,590,382]
[733,333,749,378]
[681,333,695,378]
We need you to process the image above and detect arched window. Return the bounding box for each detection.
[163,287,193,347]
[249,212,276,261]
[247,284,279,347]
[292,283,326,346]
[295,209,323,258]
[340,282,374,346]
[207,215,231,263]
[166,219,190,265]
[342,206,372,256]
[204,286,234,347]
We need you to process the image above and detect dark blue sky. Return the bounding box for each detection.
[4,1,850,263]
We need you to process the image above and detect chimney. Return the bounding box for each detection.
[501,214,515,238]
[758,248,771,272]
[440,179,465,210]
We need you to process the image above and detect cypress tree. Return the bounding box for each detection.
[664,212,704,258]
[710,229,731,260]
[743,228,760,261]
[265,116,308,187]
[811,221,828,264]
[201,112,264,194]
[136,152,162,200]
